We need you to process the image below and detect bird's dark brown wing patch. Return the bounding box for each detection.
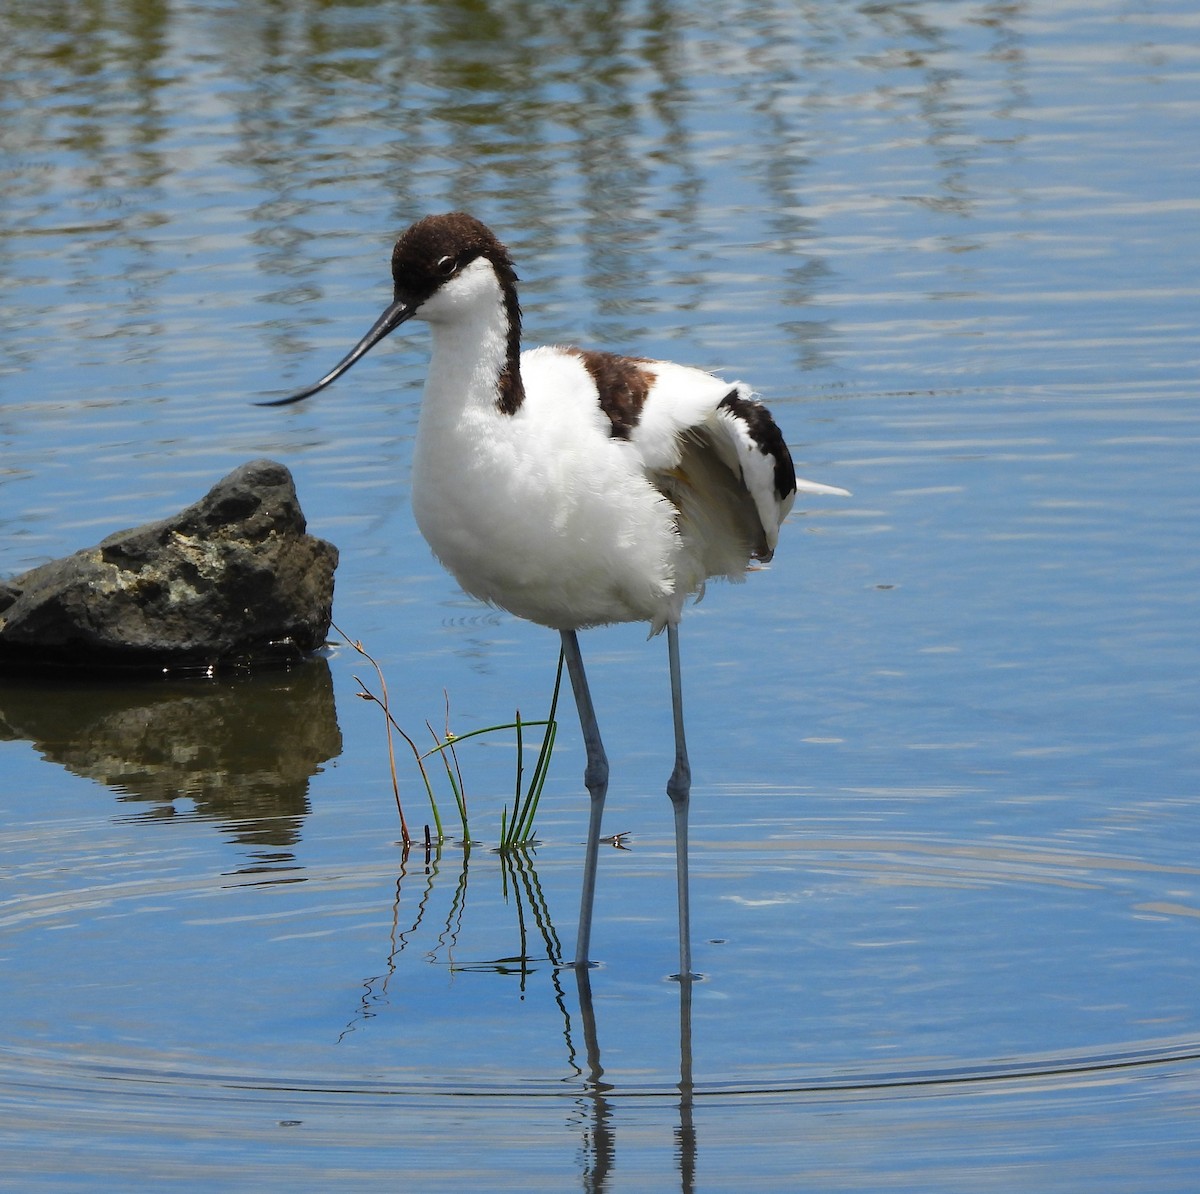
[564,347,656,440]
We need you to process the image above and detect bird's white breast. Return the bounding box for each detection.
[411,343,683,631]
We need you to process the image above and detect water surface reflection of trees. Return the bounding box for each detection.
[0,0,1028,379]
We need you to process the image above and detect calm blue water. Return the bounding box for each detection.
[1,1,1198,1188]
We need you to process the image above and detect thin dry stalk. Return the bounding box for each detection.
[332,620,412,846]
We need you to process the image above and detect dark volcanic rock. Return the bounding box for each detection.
[0,460,338,673]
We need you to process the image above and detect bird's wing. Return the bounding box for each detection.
[521,348,847,554]
[630,363,849,553]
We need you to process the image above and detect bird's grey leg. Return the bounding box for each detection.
[666,622,694,979]
[561,629,609,967]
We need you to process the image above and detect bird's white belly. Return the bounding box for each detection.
[411,413,680,631]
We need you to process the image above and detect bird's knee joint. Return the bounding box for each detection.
[584,761,609,798]
[667,765,691,805]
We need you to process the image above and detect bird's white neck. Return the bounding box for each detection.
[408,261,531,595]
[417,258,524,428]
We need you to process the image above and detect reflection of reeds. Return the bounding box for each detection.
[333,622,560,850]
[339,838,570,1039]
[502,844,566,973]
[338,836,693,1189]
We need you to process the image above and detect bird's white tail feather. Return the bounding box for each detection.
[794,478,851,497]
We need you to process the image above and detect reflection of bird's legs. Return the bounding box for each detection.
[666,623,694,979]
[562,629,609,967]
[572,965,615,1184]
[676,965,697,1190]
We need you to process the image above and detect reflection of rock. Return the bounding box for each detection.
[0,659,341,850]
[0,459,337,673]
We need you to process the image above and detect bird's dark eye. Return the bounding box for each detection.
[436,255,457,277]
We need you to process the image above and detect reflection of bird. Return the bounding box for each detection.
[264,212,848,976]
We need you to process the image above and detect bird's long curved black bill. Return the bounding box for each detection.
[257,298,415,407]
